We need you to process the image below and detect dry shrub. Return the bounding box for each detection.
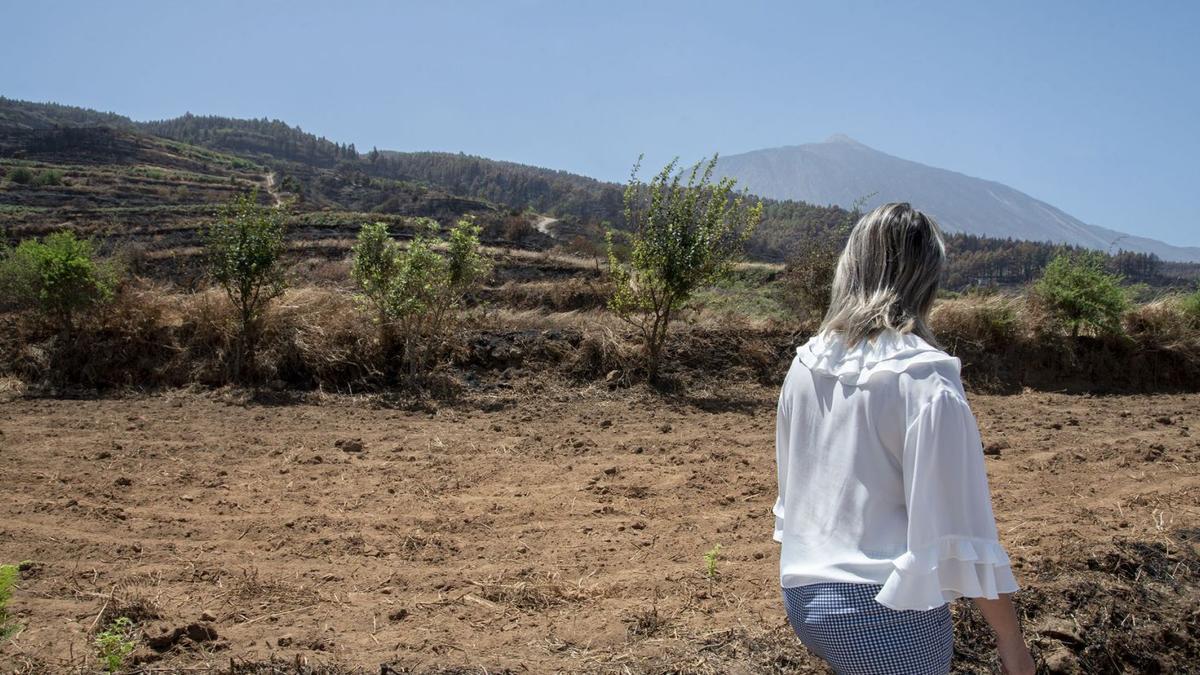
[570,325,633,379]
[624,604,671,640]
[91,585,164,631]
[1122,296,1200,350]
[471,570,588,611]
[215,568,317,613]
[288,256,350,287]
[256,287,378,387]
[931,294,1024,350]
[932,293,1200,392]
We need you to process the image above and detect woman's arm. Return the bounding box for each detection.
[971,594,1034,675]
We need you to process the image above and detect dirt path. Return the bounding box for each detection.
[533,215,559,236]
[0,387,1196,672]
[264,171,284,207]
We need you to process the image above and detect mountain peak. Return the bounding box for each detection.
[823,133,865,146]
[713,138,1200,262]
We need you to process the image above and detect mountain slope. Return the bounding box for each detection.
[714,135,1200,262]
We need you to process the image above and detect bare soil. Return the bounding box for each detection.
[1,382,1197,673]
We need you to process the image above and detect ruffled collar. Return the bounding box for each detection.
[796,329,959,386]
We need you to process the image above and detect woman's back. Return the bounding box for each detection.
[775,328,1016,611]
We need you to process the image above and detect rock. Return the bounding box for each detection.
[336,438,364,453]
[276,634,294,647]
[983,439,1010,456]
[199,610,217,622]
[659,423,672,433]
[387,608,409,622]
[1043,646,1079,674]
[1037,617,1081,645]
[147,622,219,651]
[114,476,133,486]
[183,622,218,643]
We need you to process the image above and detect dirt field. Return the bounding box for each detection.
[1,381,1197,673]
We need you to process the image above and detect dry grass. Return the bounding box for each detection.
[2,279,1199,394]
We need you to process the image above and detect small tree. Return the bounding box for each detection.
[0,230,119,335]
[205,190,286,378]
[350,217,489,378]
[782,196,871,323]
[1033,251,1128,337]
[607,156,762,378]
[351,221,404,347]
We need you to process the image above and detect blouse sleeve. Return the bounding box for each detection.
[874,390,1019,610]
[772,378,790,544]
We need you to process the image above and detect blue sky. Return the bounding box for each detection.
[3,1,1198,246]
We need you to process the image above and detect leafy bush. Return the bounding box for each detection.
[1183,290,1200,328]
[205,190,286,378]
[0,231,119,334]
[1031,252,1128,336]
[351,217,490,378]
[32,169,64,186]
[6,166,33,184]
[607,156,761,377]
[94,616,136,673]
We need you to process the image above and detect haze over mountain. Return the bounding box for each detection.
[714,136,1200,263]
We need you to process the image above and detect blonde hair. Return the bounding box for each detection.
[820,202,945,346]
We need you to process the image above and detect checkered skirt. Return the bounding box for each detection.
[782,582,953,675]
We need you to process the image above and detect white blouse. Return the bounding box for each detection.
[774,329,1019,611]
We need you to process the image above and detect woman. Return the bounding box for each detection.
[774,203,1034,674]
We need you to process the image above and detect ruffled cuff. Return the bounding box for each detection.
[874,536,1019,611]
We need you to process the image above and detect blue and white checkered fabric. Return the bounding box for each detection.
[782,582,953,675]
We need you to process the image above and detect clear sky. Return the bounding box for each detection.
[3,0,1198,246]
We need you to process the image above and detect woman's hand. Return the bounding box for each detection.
[997,637,1035,675]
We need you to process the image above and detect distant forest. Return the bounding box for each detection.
[1,97,1194,289]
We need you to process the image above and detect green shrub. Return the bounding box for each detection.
[0,563,18,641]
[1183,290,1200,328]
[351,217,490,377]
[607,156,761,377]
[94,616,136,673]
[1032,252,1128,336]
[205,190,286,378]
[0,231,119,334]
[703,544,722,579]
[32,169,64,186]
[6,167,33,184]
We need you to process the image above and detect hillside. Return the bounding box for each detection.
[714,135,1200,263]
[0,102,533,275]
[0,97,1194,288]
